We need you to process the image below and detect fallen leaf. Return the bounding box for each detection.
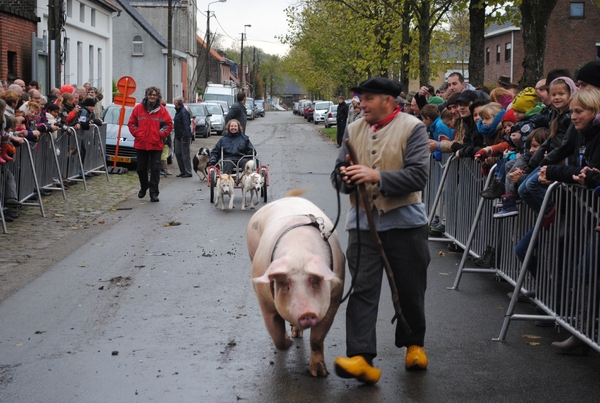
[522,334,541,339]
[526,342,540,346]
[79,265,88,268]
[438,251,445,256]
[98,220,105,224]
[54,213,64,217]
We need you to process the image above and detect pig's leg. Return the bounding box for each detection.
[307,296,341,377]
[290,324,303,338]
[262,310,292,350]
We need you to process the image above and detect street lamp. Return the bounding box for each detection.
[240,24,251,88]
[205,0,227,89]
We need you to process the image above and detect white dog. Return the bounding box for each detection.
[240,160,264,211]
[215,173,235,210]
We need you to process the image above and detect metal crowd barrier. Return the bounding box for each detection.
[0,124,109,234]
[427,156,600,351]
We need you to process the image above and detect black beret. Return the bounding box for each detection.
[456,90,477,105]
[350,77,403,97]
[81,97,96,107]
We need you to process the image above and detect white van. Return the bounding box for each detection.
[203,82,238,108]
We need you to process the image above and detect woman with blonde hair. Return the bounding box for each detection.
[489,87,513,110]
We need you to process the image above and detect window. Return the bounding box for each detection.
[66,0,72,18]
[64,38,70,81]
[97,48,103,90]
[91,9,96,27]
[596,43,600,59]
[77,41,83,85]
[486,47,490,65]
[7,51,16,75]
[80,4,85,23]
[496,45,501,63]
[89,45,94,83]
[505,43,512,61]
[570,2,584,18]
[132,35,143,56]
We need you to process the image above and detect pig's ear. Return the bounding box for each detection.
[253,259,290,284]
[304,256,335,281]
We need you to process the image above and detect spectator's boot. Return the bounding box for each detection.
[334,356,381,384]
[0,143,14,163]
[474,245,495,267]
[480,179,504,199]
[494,194,519,218]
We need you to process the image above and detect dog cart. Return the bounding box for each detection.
[207,150,269,205]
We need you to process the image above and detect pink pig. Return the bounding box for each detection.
[246,193,345,376]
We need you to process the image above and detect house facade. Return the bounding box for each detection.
[484,0,600,86]
[0,1,38,85]
[127,0,197,102]
[196,35,237,95]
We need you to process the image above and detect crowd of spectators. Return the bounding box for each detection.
[0,78,105,222]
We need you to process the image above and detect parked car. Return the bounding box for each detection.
[293,101,299,114]
[307,100,322,123]
[103,103,175,165]
[204,102,225,135]
[186,103,212,138]
[255,100,265,117]
[312,101,333,125]
[245,97,256,120]
[212,100,229,115]
[324,104,338,128]
[302,101,312,119]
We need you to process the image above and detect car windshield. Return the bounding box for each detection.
[331,105,338,112]
[103,106,134,124]
[188,105,206,116]
[315,102,330,110]
[256,101,264,107]
[205,105,222,115]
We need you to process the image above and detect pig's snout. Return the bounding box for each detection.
[298,312,318,328]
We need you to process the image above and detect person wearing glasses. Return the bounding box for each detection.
[128,86,173,202]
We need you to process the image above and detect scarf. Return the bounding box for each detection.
[477,109,506,139]
[370,106,402,133]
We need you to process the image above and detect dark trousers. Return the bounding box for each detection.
[345,225,430,359]
[174,137,192,175]
[336,120,346,146]
[136,149,162,197]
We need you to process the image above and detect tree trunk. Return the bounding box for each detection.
[468,0,485,87]
[400,5,412,92]
[519,0,559,87]
[417,1,431,86]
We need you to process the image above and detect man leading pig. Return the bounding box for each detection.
[331,77,431,384]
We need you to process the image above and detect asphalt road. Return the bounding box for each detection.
[0,111,599,403]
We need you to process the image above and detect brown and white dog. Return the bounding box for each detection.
[240,160,264,211]
[215,173,235,210]
[193,147,210,180]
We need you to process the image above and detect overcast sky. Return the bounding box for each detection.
[196,0,295,57]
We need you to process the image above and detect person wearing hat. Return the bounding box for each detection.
[497,75,511,89]
[451,90,485,158]
[331,77,431,384]
[575,60,600,89]
[74,97,102,131]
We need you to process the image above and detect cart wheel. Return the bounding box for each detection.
[261,167,268,202]
[209,169,216,204]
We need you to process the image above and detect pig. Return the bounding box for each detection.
[246,192,345,377]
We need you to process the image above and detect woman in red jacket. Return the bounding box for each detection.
[128,87,173,202]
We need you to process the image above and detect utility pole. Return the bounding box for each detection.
[252,47,256,97]
[240,24,250,88]
[205,1,227,89]
[48,0,62,87]
[167,0,173,102]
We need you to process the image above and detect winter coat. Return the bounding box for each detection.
[173,105,192,139]
[77,108,102,131]
[529,107,571,168]
[128,99,173,151]
[225,101,247,133]
[545,123,600,186]
[337,101,349,123]
[208,130,254,166]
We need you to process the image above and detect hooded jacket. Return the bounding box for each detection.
[128,98,173,151]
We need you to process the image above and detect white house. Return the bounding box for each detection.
[36,0,119,107]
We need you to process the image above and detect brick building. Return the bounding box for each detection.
[0,1,39,84]
[196,36,238,94]
[484,0,600,86]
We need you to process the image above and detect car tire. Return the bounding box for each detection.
[314,120,318,125]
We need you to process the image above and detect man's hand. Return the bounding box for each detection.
[538,166,553,185]
[339,155,380,185]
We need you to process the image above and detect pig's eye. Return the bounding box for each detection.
[277,280,290,292]
[309,276,321,289]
